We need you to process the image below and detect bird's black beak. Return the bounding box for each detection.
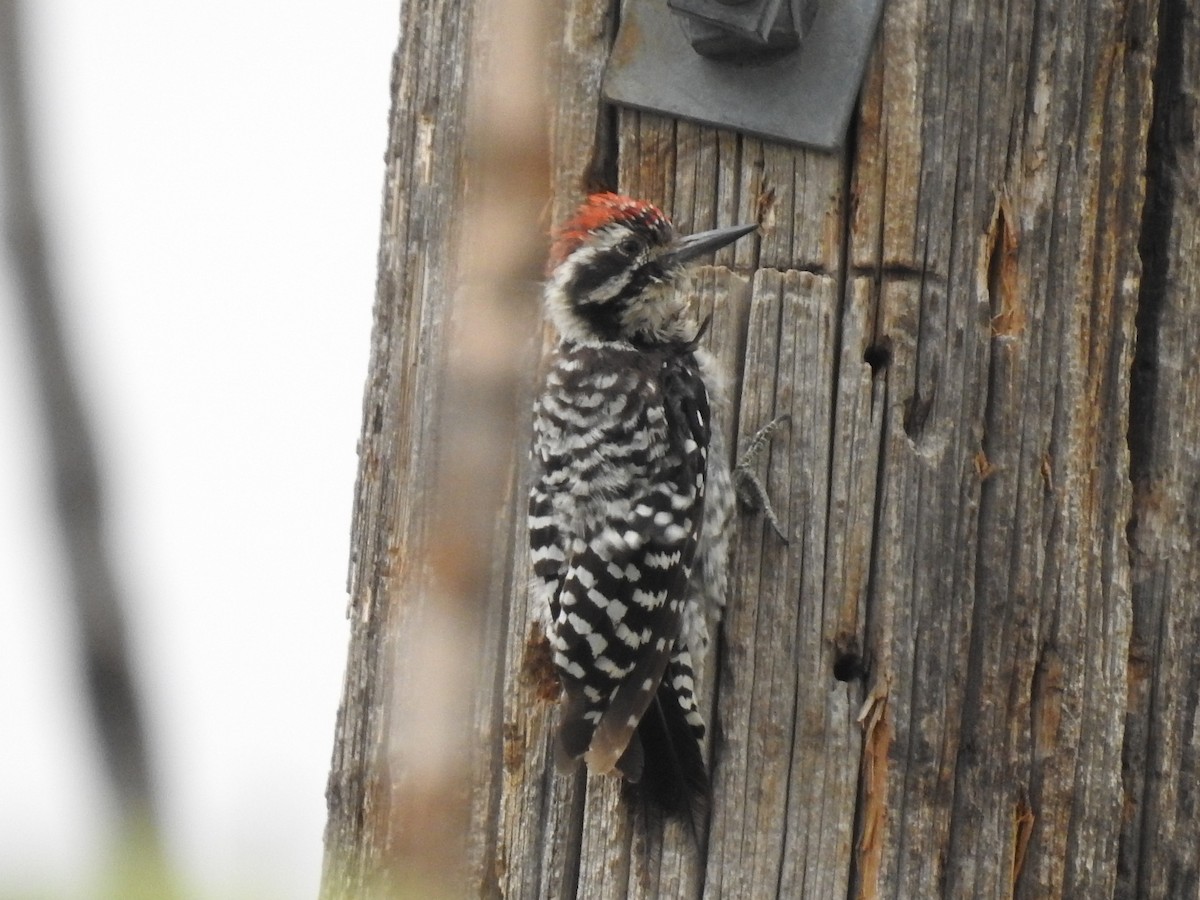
[661,222,758,268]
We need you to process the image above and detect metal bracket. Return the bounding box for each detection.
[602,0,884,151]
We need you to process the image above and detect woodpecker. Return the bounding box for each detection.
[528,193,758,818]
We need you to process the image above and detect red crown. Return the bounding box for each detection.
[547,193,672,272]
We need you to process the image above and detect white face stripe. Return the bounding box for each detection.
[589,270,633,302]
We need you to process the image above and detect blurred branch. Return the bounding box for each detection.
[0,0,160,845]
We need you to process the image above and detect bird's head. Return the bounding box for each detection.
[543,193,757,345]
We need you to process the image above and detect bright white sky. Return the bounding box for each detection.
[0,2,400,897]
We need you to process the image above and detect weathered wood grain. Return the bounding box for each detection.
[322,0,1199,896]
[321,1,479,893]
[704,269,858,900]
[1119,0,1200,896]
[841,0,1155,896]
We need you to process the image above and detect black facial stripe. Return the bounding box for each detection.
[569,250,630,300]
[573,296,623,341]
[614,261,664,303]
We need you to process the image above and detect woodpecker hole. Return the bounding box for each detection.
[863,339,892,375]
[833,650,865,683]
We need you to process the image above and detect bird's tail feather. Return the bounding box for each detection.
[626,681,709,833]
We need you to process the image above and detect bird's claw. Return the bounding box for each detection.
[733,414,791,543]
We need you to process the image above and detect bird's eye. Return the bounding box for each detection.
[618,237,641,256]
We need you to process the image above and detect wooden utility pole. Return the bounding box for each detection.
[321,0,1200,897]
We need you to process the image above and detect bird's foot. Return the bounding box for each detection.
[734,414,791,543]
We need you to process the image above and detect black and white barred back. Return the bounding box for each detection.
[530,341,719,807]
[528,193,753,817]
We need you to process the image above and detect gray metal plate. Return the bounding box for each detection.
[603,0,884,151]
